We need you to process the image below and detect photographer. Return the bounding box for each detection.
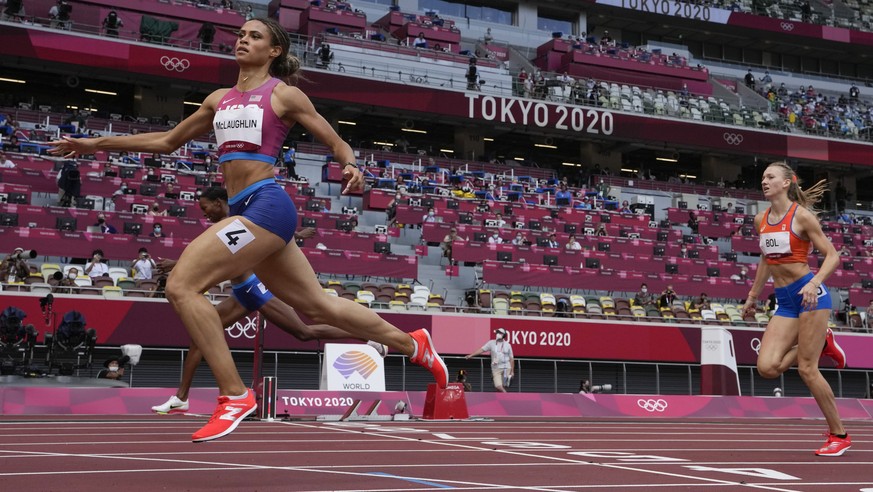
[49,0,73,30]
[658,284,677,310]
[2,247,32,283]
[84,249,109,280]
[131,248,156,280]
[97,355,130,380]
[53,267,80,294]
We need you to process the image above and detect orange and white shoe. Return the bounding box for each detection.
[409,328,448,388]
[815,432,851,456]
[822,328,847,369]
[192,389,256,443]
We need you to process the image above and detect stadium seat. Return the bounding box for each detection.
[323,288,339,297]
[40,263,61,282]
[356,290,375,306]
[492,298,509,316]
[409,292,428,310]
[108,267,130,284]
[29,283,53,296]
[102,286,124,299]
[389,300,407,311]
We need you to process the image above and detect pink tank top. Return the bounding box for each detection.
[213,77,290,165]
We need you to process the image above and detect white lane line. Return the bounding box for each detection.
[282,421,804,492]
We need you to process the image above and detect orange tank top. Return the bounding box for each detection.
[758,202,811,265]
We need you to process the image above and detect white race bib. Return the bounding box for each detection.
[214,104,264,151]
[760,231,791,257]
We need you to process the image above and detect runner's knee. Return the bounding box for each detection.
[757,362,780,379]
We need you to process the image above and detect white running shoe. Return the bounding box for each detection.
[367,340,389,358]
[152,395,189,414]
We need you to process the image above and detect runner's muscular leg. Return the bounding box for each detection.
[797,310,845,435]
[258,297,364,342]
[253,242,414,355]
[757,315,799,378]
[166,216,285,396]
[177,296,269,401]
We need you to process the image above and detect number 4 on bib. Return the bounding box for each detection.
[217,219,255,254]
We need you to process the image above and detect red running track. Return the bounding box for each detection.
[0,415,870,491]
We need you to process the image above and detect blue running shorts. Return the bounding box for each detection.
[228,178,298,244]
[231,274,275,312]
[773,271,832,318]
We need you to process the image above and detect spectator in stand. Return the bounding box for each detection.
[2,0,25,21]
[55,266,79,293]
[422,207,438,224]
[618,200,633,214]
[511,232,526,246]
[866,300,873,325]
[316,42,333,69]
[546,232,560,248]
[679,243,689,258]
[148,202,167,216]
[483,27,493,44]
[488,230,503,244]
[131,248,157,280]
[595,224,607,237]
[693,293,711,311]
[441,227,465,262]
[494,213,507,228]
[565,234,582,251]
[244,4,254,20]
[84,249,109,279]
[94,213,117,234]
[164,183,179,199]
[688,211,699,233]
[465,57,479,91]
[760,71,773,88]
[103,10,123,37]
[801,0,812,22]
[2,135,20,152]
[555,184,572,205]
[731,265,750,281]
[744,69,756,90]
[725,202,736,214]
[600,30,612,46]
[0,151,14,168]
[413,33,427,49]
[659,285,677,309]
[282,146,297,179]
[838,244,852,256]
[149,223,165,238]
[198,21,216,51]
[634,283,655,308]
[49,0,73,30]
[1,247,30,283]
[849,84,860,100]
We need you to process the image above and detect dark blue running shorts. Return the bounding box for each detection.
[231,274,275,312]
[228,178,298,244]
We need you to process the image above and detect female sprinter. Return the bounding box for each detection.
[50,18,448,442]
[742,161,849,456]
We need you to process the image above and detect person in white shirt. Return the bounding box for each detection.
[488,231,503,244]
[131,247,157,280]
[0,151,14,168]
[84,249,109,279]
[465,328,514,392]
[422,207,438,223]
[565,233,582,250]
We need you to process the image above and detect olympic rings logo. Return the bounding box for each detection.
[160,56,190,72]
[704,341,720,351]
[637,398,668,412]
[780,22,795,31]
[225,315,261,339]
[723,132,744,145]
[750,337,762,354]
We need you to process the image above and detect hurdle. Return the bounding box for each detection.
[249,312,279,421]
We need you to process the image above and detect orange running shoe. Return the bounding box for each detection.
[815,432,851,456]
[821,328,847,369]
[409,328,448,388]
[192,389,257,443]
